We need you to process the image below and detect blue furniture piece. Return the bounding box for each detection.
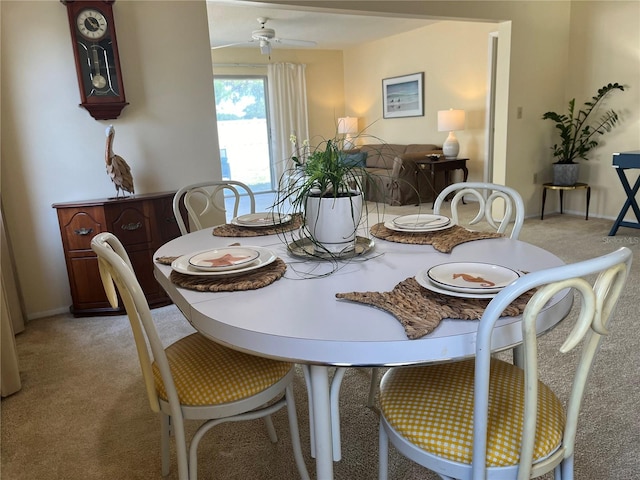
[609,151,640,236]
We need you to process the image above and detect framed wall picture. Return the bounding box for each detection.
[382,72,424,119]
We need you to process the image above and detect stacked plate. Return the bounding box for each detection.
[385,214,452,233]
[171,246,277,277]
[231,212,292,228]
[416,262,520,299]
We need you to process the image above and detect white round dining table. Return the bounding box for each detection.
[153,217,572,480]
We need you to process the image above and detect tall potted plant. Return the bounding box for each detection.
[542,82,624,185]
[275,133,370,254]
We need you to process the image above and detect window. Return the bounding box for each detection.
[213,76,274,194]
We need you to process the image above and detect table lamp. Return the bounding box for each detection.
[338,117,359,150]
[437,109,466,158]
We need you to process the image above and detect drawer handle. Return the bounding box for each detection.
[121,222,142,231]
[74,227,93,236]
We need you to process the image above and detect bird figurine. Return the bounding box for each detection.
[105,124,134,197]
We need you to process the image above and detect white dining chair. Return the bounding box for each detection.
[378,246,632,480]
[366,182,527,427]
[173,180,256,235]
[91,232,308,480]
[433,181,525,239]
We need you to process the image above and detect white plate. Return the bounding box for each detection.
[415,269,497,299]
[384,220,454,233]
[172,246,276,277]
[188,247,260,272]
[393,213,450,229]
[427,262,520,293]
[232,212,292,228]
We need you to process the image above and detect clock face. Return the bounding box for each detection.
[76,8,108,40]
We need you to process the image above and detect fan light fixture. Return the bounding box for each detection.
[437,109,465,158]
[259,40,271,55]
[338,117,359,150]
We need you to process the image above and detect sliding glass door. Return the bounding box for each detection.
[213,76,274,194]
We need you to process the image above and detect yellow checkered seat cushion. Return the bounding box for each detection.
[152,333,292,406]
[380,358,566,467]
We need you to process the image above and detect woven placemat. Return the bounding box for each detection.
[370,223,503,253]
[213,214,303,237]
[155,256,286,292]
[336,277,533,339]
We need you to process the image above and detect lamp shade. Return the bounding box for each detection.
[437,109,466,132]
[338,117,358,135]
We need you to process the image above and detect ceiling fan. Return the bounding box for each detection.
[212,17,317,55]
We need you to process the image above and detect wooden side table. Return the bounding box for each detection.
[541,182,591,220]
[415,157,469,207]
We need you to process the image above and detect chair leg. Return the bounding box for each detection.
[285,384,311,480]
[368,368,379,407]
[379,419,389,480]
[561,455,574,480]
[160,413,171,476]
[263,415,278,443]
[554,463,563,480]
[170,413,190,480]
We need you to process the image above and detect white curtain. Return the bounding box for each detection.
[1,199,24,397]
[267,63,309,184]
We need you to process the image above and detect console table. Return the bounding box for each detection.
[52,191,184,316]
[609,151,640,236]
[415,157,469,207]
[541,182,591,220]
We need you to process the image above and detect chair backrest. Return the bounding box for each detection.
[91,232,182,415]
[173,180,256,235]
[433,181,525,239]
[470,246,632,480]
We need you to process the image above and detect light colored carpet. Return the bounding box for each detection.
[2,205,639,479]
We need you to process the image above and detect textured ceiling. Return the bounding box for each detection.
[206,1,437,51]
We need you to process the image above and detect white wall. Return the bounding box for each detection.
[560,1,640,218]
[1,1,220,318]
[343,20,498,182]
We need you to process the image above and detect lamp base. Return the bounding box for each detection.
[343,134,356,151]
[442,131,460,158]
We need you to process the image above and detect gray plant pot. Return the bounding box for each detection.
[552,163,579,186]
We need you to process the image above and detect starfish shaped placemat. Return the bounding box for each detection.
[336,277,533,339]
[155,256,286,292]
[369,223,503,253]
[213,214,303,237]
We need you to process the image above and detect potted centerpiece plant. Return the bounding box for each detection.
[275,132,371,254]
[542,82,624,185]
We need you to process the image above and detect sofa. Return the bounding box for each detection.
[346,144,444,205]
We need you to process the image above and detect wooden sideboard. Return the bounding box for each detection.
[53,191,183,317]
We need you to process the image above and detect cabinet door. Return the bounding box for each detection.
[155,194,182,242]
[68,256,112,313]
[58,207,105,252]
[106,201,154,247]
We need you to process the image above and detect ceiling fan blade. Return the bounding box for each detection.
[273,38,317,47]
[212,39,256,50]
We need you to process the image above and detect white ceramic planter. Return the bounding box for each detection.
[304,193,363,253]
